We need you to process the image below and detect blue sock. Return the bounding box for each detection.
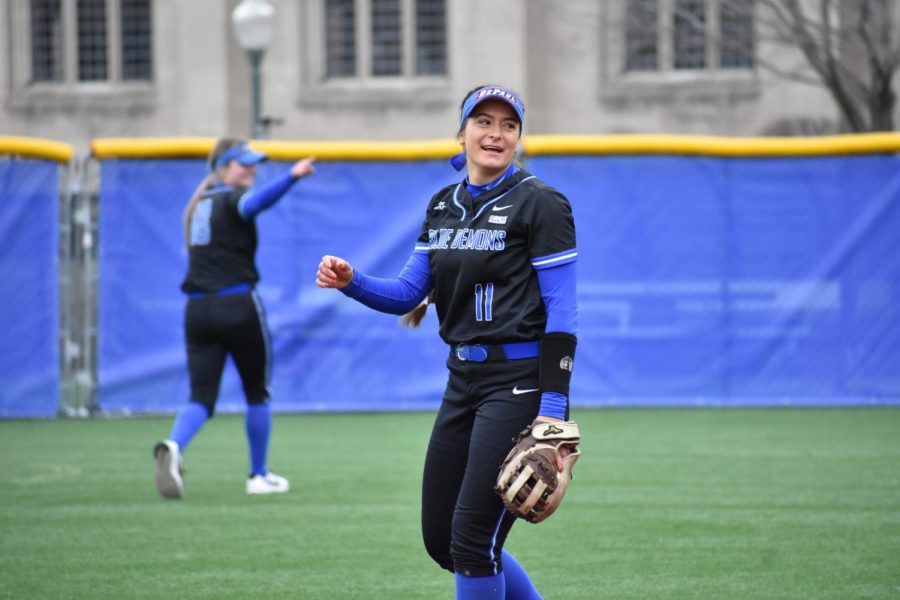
[246,404,272,477]
[502,550,542,599]
[168,402,208,450]
[455,573,505,600]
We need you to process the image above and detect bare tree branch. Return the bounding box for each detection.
[620,0,899,131]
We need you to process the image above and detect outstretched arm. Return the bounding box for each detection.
[238,157,316,219]
[316,251,432,315]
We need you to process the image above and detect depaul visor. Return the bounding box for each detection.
[212,143,268,171]
[459,86,525,127]
[451,85,525,171]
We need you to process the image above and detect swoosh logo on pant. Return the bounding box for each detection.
[512,386,539,395]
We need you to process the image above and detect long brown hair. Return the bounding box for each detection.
[399,290,434,328]
[182,136,246,245]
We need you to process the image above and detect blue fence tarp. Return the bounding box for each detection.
[531,154,900,405]
[94,154,900,413]
[0,160,60,417]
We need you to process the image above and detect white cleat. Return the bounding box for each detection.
[246,472,290,495]
[153,440,184,499]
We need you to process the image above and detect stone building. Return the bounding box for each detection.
[1,0,896,155]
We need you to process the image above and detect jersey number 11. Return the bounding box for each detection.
[474,283,494,322]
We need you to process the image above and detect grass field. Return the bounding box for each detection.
[1,408,898,599]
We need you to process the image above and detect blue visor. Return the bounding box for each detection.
[212,143,268,171]
[459,86,525,127]
[451,85,525,171]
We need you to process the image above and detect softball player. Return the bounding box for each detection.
[316,85,577,599]
[154,137,315,499]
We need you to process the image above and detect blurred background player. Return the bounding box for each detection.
[154,137,315,499]
[316,84,578,599]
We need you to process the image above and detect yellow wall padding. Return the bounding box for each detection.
[522,132,900,157]
[89,137,218,159]
[90,137,460,161]
[0,136,74,163]
[89,133,900,161]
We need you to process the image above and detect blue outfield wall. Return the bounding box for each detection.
[531,154,900,406]
[0,160,60,417]
[95,153,900,414]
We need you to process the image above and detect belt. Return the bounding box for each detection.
[187,282,252,298]
[452,341,540,363]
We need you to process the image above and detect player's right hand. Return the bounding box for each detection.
[291,157,316,179]
[316,255,353,289]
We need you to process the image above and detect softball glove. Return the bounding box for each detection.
[495,420,581,523]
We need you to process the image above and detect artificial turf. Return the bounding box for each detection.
[1,408,897,599]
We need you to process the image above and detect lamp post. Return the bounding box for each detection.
[231,0,275,139]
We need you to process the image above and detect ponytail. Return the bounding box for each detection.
[183,174,216,246]
[183,136,247,246]
[400,290,434,328]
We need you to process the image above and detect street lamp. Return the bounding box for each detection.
[231,0,275,139]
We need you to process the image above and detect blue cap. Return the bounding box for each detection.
[451,86,525,171]
[459,86,525,126]
[212,143,268,171]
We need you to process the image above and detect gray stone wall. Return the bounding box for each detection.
[2,0,894,157]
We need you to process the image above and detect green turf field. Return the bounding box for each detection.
[1,408,898,599]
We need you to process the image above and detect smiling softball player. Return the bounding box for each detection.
[316,84,580,599]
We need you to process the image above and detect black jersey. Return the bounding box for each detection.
[181,185,259,293]
[416,169,576,345]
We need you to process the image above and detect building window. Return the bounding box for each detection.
[371,0,402,76]
[625,0,658,71]
[323,0,447,80]
[719,1,754,68]
[27,0,153,85]
[624,0,754,73]
[415,0,446,75]
[120,0,153,80]
[31,0,64,82]
[78,0,108,81]
[673,0,706,70]
[325,0,356,77]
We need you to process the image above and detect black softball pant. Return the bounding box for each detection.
[421,354,541,578]
[184,290,271,415]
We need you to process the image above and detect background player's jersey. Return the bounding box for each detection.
[182,185,259,293]
[417,169,576,344]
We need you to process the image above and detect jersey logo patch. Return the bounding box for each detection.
[434,201,447,211]
[492,204,513,211]
[488,215,507,225]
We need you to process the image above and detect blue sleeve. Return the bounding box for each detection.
[340,251,432,315]
[536,261,577,419]
[536,261,577,335]
[238,170,297,219]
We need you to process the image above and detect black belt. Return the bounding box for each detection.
[452,341,540,363]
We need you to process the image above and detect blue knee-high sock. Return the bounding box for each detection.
[168,402,209,450]
[502,550,542,600]
[455,573,505,600]
[246,404,272,477]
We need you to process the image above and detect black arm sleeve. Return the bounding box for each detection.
[539,331,577,398]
